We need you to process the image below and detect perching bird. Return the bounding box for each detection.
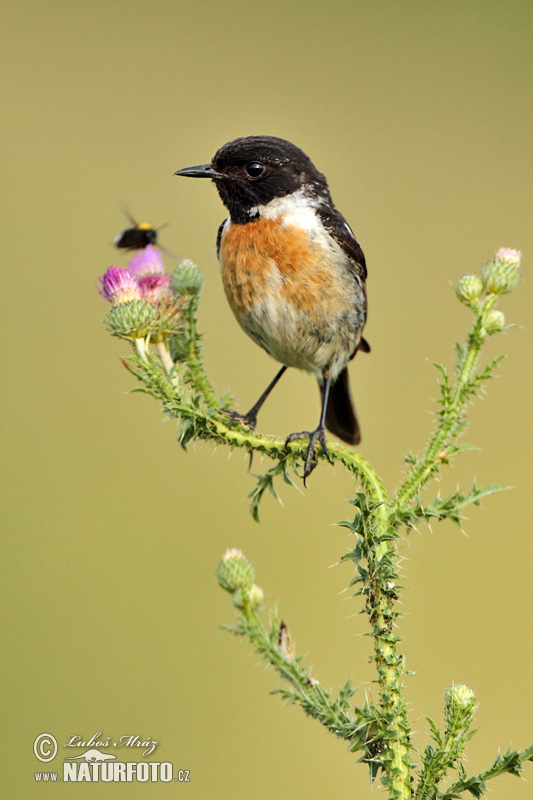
[175,136,369,479]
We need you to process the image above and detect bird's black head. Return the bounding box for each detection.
[175,136,332,223]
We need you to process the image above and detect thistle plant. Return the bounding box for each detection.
[98,246,531,798]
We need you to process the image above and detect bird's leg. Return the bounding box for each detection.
[285,376,332,483]
[222,365,287,430]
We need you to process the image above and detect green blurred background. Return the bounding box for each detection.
[3,1,532,797]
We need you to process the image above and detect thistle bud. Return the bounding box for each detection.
[105,300,156,340]
[137,274,183,342]
[171,260,203,297]
[217,548,255,593]
[232,583,264,610]
[444,683,476,734]
[481,248,521,295]
[483,309,505,334]
[454,274,484,305]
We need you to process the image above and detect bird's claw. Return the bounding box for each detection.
[221,408,257,431]
[285,427,331,484]
[221,409,257,473]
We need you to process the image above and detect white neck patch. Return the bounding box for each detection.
[248,187,324,228]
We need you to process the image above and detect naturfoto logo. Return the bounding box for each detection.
[33,732,190,784]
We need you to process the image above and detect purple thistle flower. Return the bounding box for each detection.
[495,247,521,266]
[138,273,172,304]
[127,245,165,278]
[99,267,142,304]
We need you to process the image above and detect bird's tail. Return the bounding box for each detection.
[323,367,361,446]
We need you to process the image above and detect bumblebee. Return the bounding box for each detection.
[114,206,161,250]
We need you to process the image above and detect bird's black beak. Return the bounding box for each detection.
[174,163,227,180]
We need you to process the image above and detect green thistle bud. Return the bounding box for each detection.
[481,248,521,295]
[232,583,264,610]
[217,548,255,593]
[105,300,156,340]
[444,683,476,734]
[171,260,203,297]
[454,274,484,305]
[146,296,185,343]
[483,309,505,334]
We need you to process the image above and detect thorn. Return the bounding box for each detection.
[120,358,136,373]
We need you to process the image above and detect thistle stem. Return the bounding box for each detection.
[134,337,147,362]
[156,341,175,375]
[362,498,411,797]
[394,302,493,510]
[184,297,220,409]
[119,258,522,799]
[372,545,411,797]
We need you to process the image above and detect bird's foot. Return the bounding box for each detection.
[285,426,331,484]
[221,409,257,473]
[221,408,257,431]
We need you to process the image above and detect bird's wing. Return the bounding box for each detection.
[216,218,228,258]
[318,206,367,282]
[318,205,370,355]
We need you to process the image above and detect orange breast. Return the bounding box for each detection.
[217,215,364,376]
[218,215,347,316]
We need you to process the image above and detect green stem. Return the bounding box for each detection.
[369,510,412,797]
[337,465,412,792]
[381,301,500,796]
[111,255,526,800]
[129,350,390,490]
[394,305,491,510]
[237,608,358,740]
[416,733,465,800]
[184,297,220,409]
[135,345,412,795]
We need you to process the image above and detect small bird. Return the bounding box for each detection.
[175,136,369,479]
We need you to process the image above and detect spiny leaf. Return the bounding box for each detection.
[412,482,509,526]
[248,459,296,521]
[434,362,453,406]
[178,418,196,450]
[441,744,533,799]
[454,341,466,375]
[338,681,356,710]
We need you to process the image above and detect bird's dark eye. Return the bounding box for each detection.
[245,161,265,178]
